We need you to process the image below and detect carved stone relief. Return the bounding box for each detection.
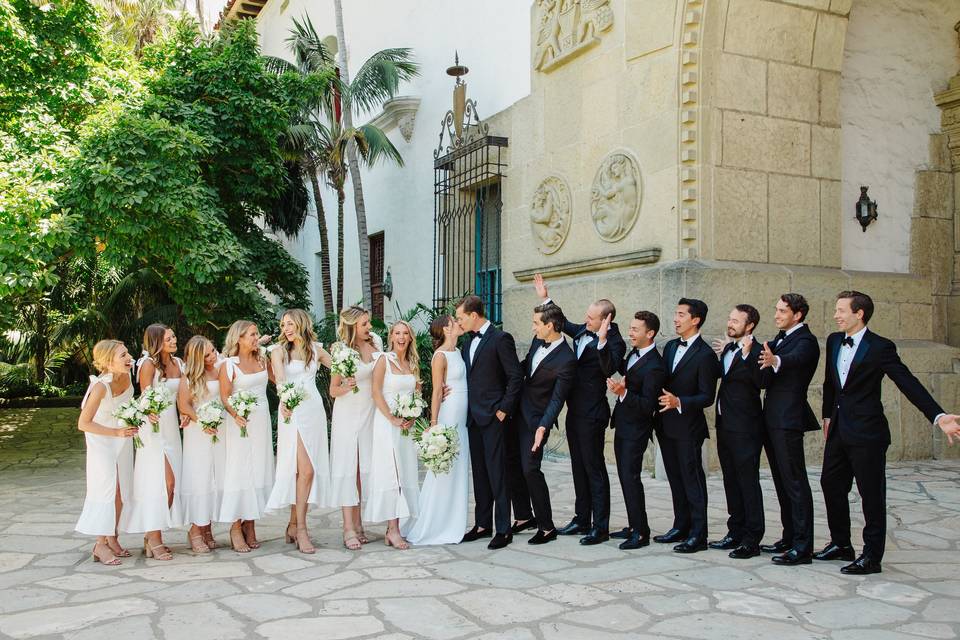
[530,176,572,254]
[590,152,641,242]
[534,0,613,73]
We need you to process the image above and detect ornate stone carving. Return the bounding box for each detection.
[534,0,613,73]
[369,96,421,143]
[590,152,641,242]
[530,176,572,254]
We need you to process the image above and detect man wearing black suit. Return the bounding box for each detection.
[601,311,667,550]
[533,274,627,544]
[816,291,960,574]
[455,295,524,550]
[655,298,721,553]
[516,303,577,545]
[710,305,765,559]
[758,293,821,565]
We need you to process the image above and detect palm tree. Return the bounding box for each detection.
[332,0,418,308]
[96,0,186,57]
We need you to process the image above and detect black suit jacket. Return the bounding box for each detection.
[823,329,944,447]
[715,339,764,436]
[761,324,820,432]
[601,346,666,440]
[660,336,721,441]
[461,325,524,427]
[518,338,577,431]
[559,318,627,422]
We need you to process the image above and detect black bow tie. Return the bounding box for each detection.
[468,331,480,340]
[581,331,596,340]
[678,340,688,348]
[774,331,786,343]
[724,341,739,354]
[842,336,855,348]
[628,348,639,359]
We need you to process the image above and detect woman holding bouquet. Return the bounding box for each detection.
[365,320,422,549]
[76,340,139,565]
[403,316,470,545]
[266,309,333,554]
[218,320,274,552]
[177,336,224,553]
[122,324,184,560]
[329,306,382,550]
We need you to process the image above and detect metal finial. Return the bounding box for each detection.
[446,51,469,85]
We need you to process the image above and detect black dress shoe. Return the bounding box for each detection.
[708,535,740,551]
[771,549,812,565]
[610,527,632,540]
[760,539,791,554]
[460,526,492,543]
[557,520,589,536]
[728,544,761,559]
[813,542,856,562]
[841,555,882,575]
[528,529,558,545]
[653,528,688,544]
[618,533,650,550]
[673,537,708,554]
[487,533,513,550]
[510,518,538,534]
[579,529,609,545]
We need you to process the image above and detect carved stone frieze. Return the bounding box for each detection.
[590,152,641,242]
[534,0,613,73]
[530,176,572,254]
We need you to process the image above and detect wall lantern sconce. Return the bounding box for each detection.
[855,186,878,232]
[383,268,394,300]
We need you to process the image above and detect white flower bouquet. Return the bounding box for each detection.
[330,343,360,394]
[411,418,460,475]
[394,391,427,436]
[112,399,145,449]
[278,382,306,424]
[228,390,258,437]
[138,385,174,432]
[197,400,225,443]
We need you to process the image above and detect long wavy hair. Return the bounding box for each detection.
[142,323,171,380]
[183,335,214,404]
[388,320,420,382]
[429,315,453,352]
[222,320,265,366]
[279,308,317,366]
[337,305,372,351]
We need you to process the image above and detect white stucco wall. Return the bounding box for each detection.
[255,0,531,321]
[841,0,959,273]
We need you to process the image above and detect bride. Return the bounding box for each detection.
[403,315,470,545]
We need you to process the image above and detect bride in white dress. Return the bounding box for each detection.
[404,315,470,545]
[365,320,421,549]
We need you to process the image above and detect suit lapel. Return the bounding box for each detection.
[471,327,495,369]
[627,348,650,374]
[532,340,564,378]
[671,338,701,375]
[845,330,871,387]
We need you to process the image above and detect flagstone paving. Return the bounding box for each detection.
[1,407,959,639]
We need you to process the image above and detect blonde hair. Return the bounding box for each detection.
[222,320,265,365]
[388,320,420,381]
[183,335,213,403]
[142,323,171,380]
[279,309,317,366]
[337,305,371,351]
[92,340,125,374]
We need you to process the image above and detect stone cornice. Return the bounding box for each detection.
[513,248,661,281]
[369,96,421,143]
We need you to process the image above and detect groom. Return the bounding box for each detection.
[456,295,524,550]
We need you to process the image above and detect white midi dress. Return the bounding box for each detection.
[180,379,224,526]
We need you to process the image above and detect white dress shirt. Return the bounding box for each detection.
[530,337,564,375]
[772,322,804,373]
[576,332,595,359]
[722,338,750,375]
[469,320,491,365]
[671,334,700,372]
[837,326,867,387]
[618,342,657,403]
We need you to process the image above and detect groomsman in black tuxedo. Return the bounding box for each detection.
[817,291,960,574]
[710,305,765,559]
[516,303,577,545]
[601,311,667,550]
[533,274,626,544]
[758,293,820,565]
[456,295,524,550]
[655,298,721,553]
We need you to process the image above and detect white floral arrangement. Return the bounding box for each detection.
[228,390,258,437]
[330,342,361,394]
[197,400,225,443]
[112,399,146,449]
[393,391,427,430]
[138,385,174,432]
[278,382,306,424]
[411,418,460,475]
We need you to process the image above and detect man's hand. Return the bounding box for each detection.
[711,336,731,356]
[441,384,452,401]
[533,273,549,301]
[741,334,754,357]
[937,414,960,445]
[822,418,830,441]
[607,377,625,398]
[758,341,777,369]
[598,313,612,343]
[496,410,507,423]
[658,389,680,413]
[532,426,547,452]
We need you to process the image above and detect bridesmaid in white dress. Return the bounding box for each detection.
[218,320,274,552]
[266,309,333,554]
[365,320,421,549]
[177,336,223,553]
[122,324,184,560]
[403,316,471,545]
[76,340,139,565]
[329,306,383,550]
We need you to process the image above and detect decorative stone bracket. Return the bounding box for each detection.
[369,96,421,143]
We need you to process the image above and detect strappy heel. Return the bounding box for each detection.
[92,541,121,566]
[357,528,370,545]
[343,530,362,551]
[143,538,173,561]
[106,537,131,558]
[241,521,261,549]
[202,529,217,550]
[189,532,210,554]
[293,528,316,554]
[285,524,297,544]
[230,525,251,553]
[384,529,410,550]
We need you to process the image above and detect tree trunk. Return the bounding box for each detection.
[306,159,334,313]
[333,0,373,309]
[33,304,48,384]
[195,0,207,35]
[336,183,346,313]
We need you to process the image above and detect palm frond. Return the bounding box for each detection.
[357,123,403,167]
[287,15,336,74]
[347,48,419,114]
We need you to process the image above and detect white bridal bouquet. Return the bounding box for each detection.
[138,385,174,432]
[112,399,146,449]
[410,418,460,475]
[394,391,427,435]
[197,400,225,444]
[330,343,360,394]
[278,382,306,424]
[228,390,258,437]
